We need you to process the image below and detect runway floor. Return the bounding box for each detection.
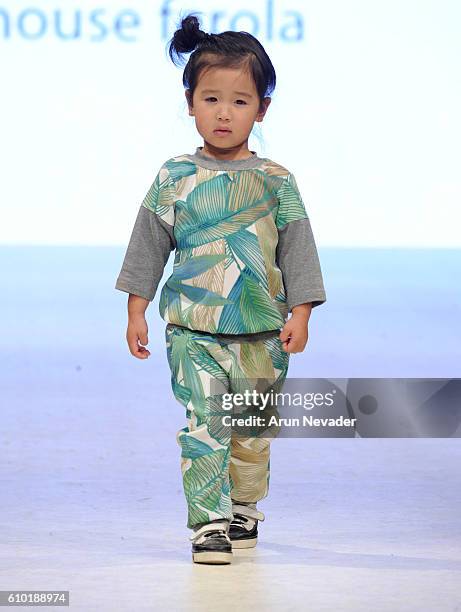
[1,246,460,611]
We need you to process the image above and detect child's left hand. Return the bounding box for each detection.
[279,305,312,353]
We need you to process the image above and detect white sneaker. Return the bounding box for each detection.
[190,520,233,564]
[229,502,265,549]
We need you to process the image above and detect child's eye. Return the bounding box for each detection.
[204,97,247,105]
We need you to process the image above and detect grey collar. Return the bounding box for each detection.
[186,146,265,170]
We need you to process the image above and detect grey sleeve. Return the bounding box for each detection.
[276,217,327,311]
[115,204,176,301]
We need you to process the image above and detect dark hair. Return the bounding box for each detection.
[167,13,276,113]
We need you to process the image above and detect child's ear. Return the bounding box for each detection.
[185,89,194,116]
[256,97,271,122]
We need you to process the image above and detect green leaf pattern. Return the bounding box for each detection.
[152,156,307,333]
[165,324,290,528]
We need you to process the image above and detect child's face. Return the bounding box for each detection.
[187,61,271,151]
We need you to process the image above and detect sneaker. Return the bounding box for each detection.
[228,502,265,549]
[190,520,233,564]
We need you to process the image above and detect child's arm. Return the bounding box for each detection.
[126,294,151,359]
[276,215,326,314]
[275,172,326,353]
[115,203,175,358]
[279,302,312,353]
[115,203,176,302]
[115,165,176,358]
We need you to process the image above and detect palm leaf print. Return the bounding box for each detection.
[216,274,245,333]
[183,172,230,223]
[239,341,276,380]
[165,331,192,408]
[166,252,233,308]
[226,169,266,212]
[166,278,233,306]
[224,241,233,269]
[187,340,229,387]
[189,240,226,332]
[141,168,175,224]
[177,200,277,249]
[180,436,215,460]
[181,304,196,327]
[171,379,191,407]
[171,253,227,281]
[275,173,309,229]
[263,335,290,373]
[239,268,285,331]
[175,172,277,249]
[227,229,268,289]
[205,395,232,446]
[203,341,249,395]
[263,160,290,177]
[170,332,208,418]
[159,283,182,322]
[164,159,197,182]
[182,448,231,526]
[218,267,284,333]
[254,216,282,298]
[153,158,309,334]
[272,286,289,320]
[195,165,224,187]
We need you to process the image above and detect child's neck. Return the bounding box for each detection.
[200,141,254,161]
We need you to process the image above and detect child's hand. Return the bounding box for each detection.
[126,314,151,359]
[279,308,311,353]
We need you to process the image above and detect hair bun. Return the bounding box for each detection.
[171,14,208,55]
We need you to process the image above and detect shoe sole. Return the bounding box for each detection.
[192,551,233,564]
[230,537,257,549]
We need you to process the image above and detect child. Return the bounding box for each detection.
[115,14,326,565]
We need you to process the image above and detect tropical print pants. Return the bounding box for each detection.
[165,323,290,529]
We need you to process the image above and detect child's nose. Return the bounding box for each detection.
[217,105,232,119]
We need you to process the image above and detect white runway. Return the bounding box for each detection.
[1,246,460,611]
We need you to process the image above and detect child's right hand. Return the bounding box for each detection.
[126,314,151,359]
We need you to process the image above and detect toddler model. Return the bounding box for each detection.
[115,14,326,565]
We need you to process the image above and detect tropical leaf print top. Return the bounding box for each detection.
[115,147,326,335]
